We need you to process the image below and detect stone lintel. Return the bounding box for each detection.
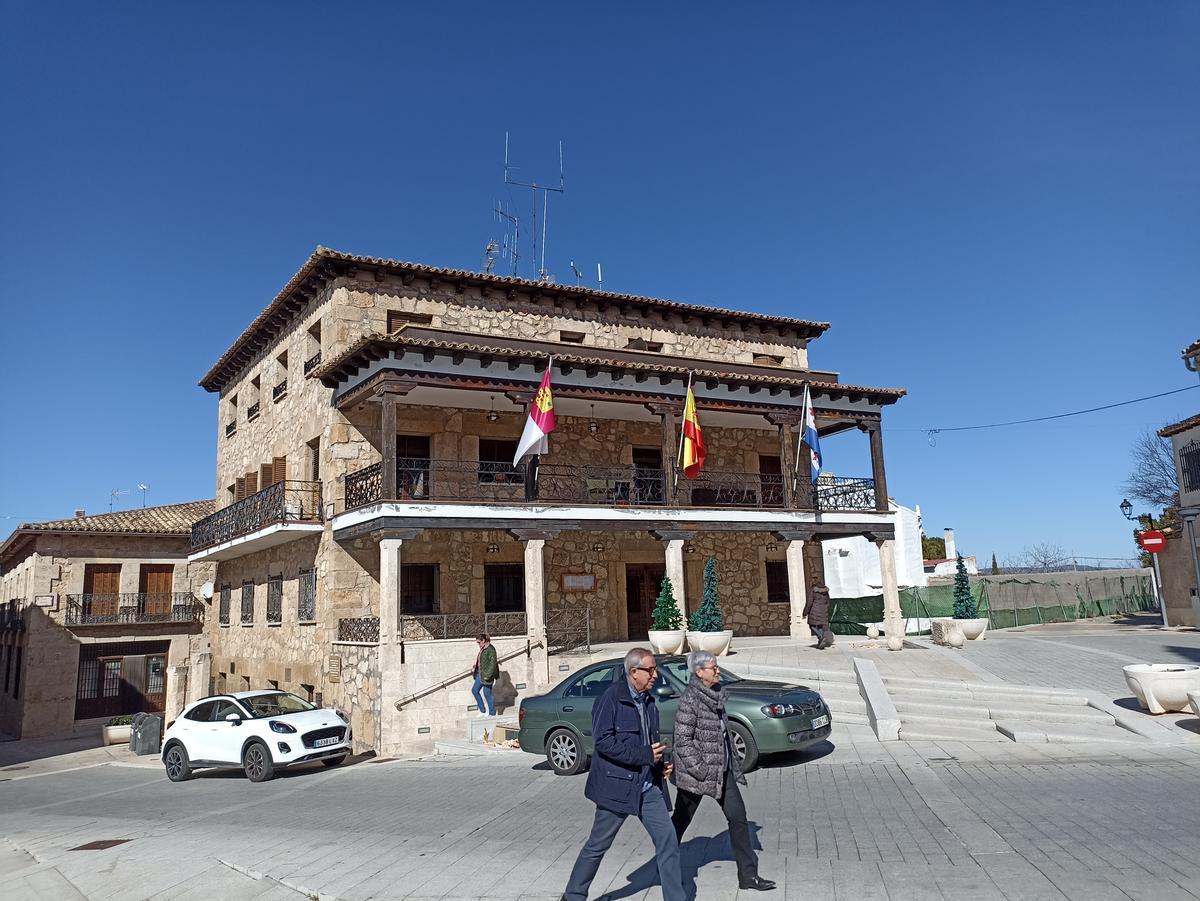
[649,529,694,542]
[772,530,813,542]
[508,529,559,542]
[370,528,423,542]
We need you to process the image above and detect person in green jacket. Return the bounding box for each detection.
[472,633,498,716]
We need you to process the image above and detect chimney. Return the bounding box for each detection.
[944,527,957,560]
[74,509,86,519]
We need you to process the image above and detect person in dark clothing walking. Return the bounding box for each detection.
[562,648,684,901]
[670,650,775,892]
[471,634,498,716]
[804,579,834,649]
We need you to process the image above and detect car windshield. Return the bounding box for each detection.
[659,658,740,687]
[240,692,316,718]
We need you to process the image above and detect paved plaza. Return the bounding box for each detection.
[2,620,1199,901]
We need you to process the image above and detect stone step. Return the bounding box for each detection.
[890,697,1113,725]
[464,714,518,742]
[900,711,998,732]
[881,674,1076,698]
[898,716,1010,742]
[885,682,1089,707]
[994,721,1150,744]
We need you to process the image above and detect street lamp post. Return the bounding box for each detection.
[1121,499,1168,627]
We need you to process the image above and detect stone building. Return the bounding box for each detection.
[0,501,215,739]
[1158,408,1199,627]
[190,246,906,755]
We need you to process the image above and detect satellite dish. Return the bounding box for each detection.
[200,581,214,600]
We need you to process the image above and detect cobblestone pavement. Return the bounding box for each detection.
[3,725,1199,901]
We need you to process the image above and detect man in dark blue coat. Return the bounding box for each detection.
[562,647,684,901]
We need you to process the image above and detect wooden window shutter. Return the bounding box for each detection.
[309,442,320,481]
[273,456,287,484]
[245,471,258,495]
[260,463,274,488]
[235,478,246,501]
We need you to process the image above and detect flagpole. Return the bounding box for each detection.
[674,371,691,495]
[792,384,809,496]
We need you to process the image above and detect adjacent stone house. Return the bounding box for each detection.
[0,501,215,739]
[190,246,906,755]
[1158,408,1200,627]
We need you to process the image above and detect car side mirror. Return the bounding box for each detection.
[654,684,677,699]
[225,712,242,724]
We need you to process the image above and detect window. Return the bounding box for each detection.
[185,700,217,722]
[147,655,165,695]
[626,338,662,352]
[559,330,585,344]
[565,665,617,698]
[298,568,317,622]
[765,561,789,604]
[304,320,323,374]
[240,581,254,625]
[1182,440,1200,493]
[267,575,283,625]
[211,699,244,722]
[387,310,433,332]
[478,439,523,485]
[274,350,289,402]
[308,438,321,482]
[760,455,784,508]
[401,564,439,614]
[219,584,231,625]
[484,564,524,612]
[752,353,784,367]
[100,658,121,698]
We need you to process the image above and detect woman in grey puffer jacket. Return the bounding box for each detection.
[670,650,775,892]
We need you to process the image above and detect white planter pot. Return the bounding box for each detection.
[1123,664,1200,714]
[102,724,131,746]
[647,630,686,655]
[686,630,734,657]
[955,618,989,640]
[1188,690,1200,719]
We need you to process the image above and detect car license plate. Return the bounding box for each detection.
[314,736,339,747]
[811,714,829,729]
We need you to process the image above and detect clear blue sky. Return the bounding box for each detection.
[2,2,1197,563]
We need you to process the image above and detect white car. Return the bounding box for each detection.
[161,690,352,783]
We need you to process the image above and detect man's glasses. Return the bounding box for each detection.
[633,666,658,674]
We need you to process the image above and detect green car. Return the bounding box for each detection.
[518,655,831,776]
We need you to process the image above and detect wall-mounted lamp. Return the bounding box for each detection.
[486,542,500,554]
[486,396,500,423]
[684,544,696,554]
[591,543,605,553]
[766,543,778,553]
[588,403,599,434]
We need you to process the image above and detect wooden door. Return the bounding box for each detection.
[632,448,664,504]
[625,564,665,639]
[397,435,431,499]
[759,455,784,508]
[143,654,166,713]
[139,564,174,618]
[83,564,122,621]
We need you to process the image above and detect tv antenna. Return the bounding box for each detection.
[492,203,520,277]
[570,260,583,285]
[137,483,149,508]
[503,132,564,282]
[109,488,129,512]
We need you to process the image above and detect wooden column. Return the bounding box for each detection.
[647,403,679,503]
[859,420,889,513]
[767,412,802,509]
[381,392,398,501]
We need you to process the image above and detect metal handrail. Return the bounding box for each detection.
[393,640,543,711]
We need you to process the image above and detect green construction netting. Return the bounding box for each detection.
[827,570,1156,635]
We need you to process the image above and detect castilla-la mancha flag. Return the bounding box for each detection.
[513,363,557,465]
[680,382,706,478]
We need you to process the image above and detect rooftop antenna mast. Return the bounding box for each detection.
[503,132,564,282]
[492,203,520,277]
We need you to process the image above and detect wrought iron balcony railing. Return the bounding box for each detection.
[192,480,322,551]
[337,616,379,642]
[65,593,202,626]
[246,401,260,422]
[225,421,237,438]
[342,458,875,513]
[334,611,529,643]
[272,380,287,402]
[303,351,322,375]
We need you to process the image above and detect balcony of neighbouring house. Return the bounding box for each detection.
[189,480,324,562]
[65,593,203,627]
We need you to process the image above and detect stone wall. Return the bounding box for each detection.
[325,642,378,754]
[1159,532,1199,628]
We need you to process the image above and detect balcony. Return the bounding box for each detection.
[273,380,287,402]
[246,401,261,422]
[65,593,202,627]
[303,351,322,375]
[225,421,237,438]
[190,480,324,562]
[343,458,873,512]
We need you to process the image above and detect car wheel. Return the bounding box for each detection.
[242,740,275,783]
[729,721,759,773]
[163,742,191,782]
[546,728,587,776]
[321,755,346,768]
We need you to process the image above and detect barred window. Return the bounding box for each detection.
[298,568,316,622]
[241,581,254,625]
[765,561,790,604]
[219,584,231,626]
[1182,440,1200,494]
[267,575,283,625]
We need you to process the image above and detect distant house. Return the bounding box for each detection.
[822,501,927,596]
[1158,391,1199,627]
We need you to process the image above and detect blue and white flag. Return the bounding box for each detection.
[798,385,822,483]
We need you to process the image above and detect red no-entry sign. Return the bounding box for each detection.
[1138,530,1167,554]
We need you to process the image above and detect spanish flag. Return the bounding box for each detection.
[681,381,706,478]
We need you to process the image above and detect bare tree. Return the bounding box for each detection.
[1120,427,1179,509]
[1020,542,1073,573]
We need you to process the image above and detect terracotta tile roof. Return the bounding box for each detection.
[1159,412,1200,439]
[199,246,832,393]
[15,499,216,535]
[312,329,907,405]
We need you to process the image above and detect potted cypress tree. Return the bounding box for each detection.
[647,576,686,654]
[952,553,988,640]
[686,558,734,656]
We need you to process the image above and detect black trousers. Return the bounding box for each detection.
[671,769,757,880]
